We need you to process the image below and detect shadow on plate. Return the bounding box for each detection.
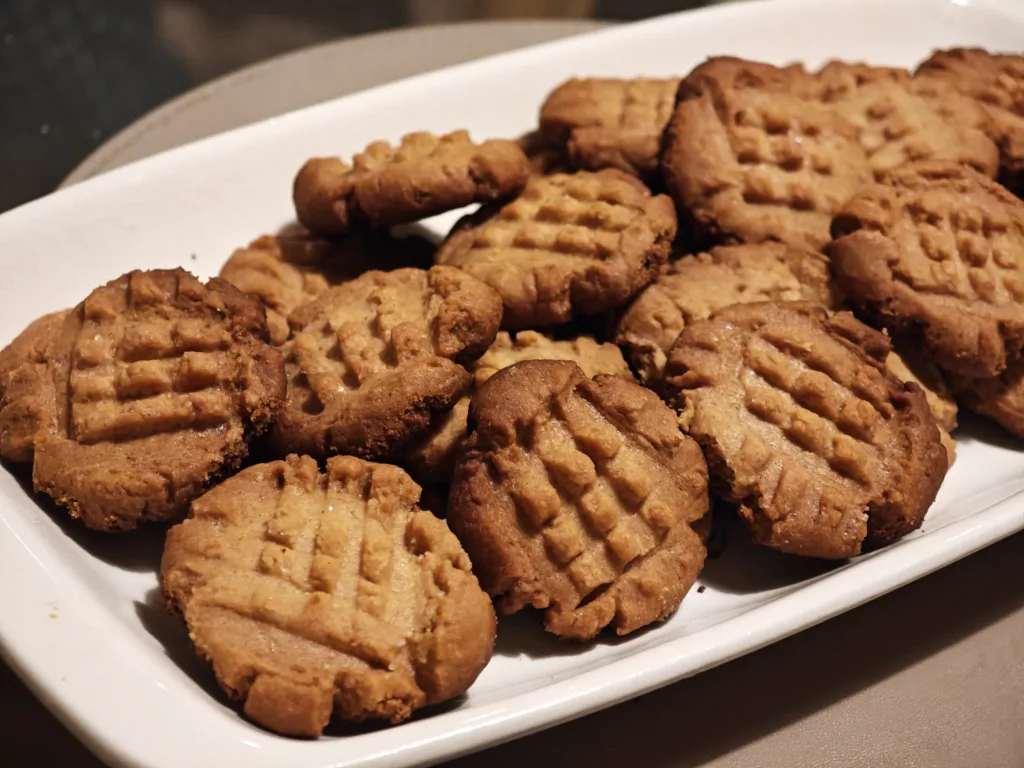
[699,515,844,595]
[952,412,1023,452]
[133,586,230,705]
[1,458,166,573]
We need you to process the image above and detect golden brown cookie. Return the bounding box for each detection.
[813,61,998,179]
[219,229,434,345]
[661,57,873,250]
[830,161,1024,378]
[916,48,1024,188]
[435,169,676,329]
[0,310,69,463]
[615,242,837,386]
[405,331,633,484]
[538,77,681,181]
[270,266,501,461]
[448,359,709,640]
[947,361,1024,438]
[293,131,530,236]
[3,270,285,531]
[162,454,495,737]
[885,347,957,466]
[663,302,947,559]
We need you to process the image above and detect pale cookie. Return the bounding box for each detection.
[0,310,69,462]
[435,169,676,329]
[663,301,947,559]
[219,229,433,345]
[162,454,495,737]
[661,57,873,250]
[830,161,1024,378]
[539,77,681,181]
[885,347,958,466]
[405,331,633,484]
[916,48,1024,189]
[3,269,285,531]
[270,266,501,461]
[813,61,998,179]
[615,241,837,386]
[294,130,530,236]
[449,359,709,640]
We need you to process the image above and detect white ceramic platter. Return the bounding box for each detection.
[2,0,1024,766]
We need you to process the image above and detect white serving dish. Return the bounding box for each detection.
[2,0,1024,766]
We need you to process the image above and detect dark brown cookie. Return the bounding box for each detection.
[947,361,1024,438]
[162,454,495,737]
[294,131,530,236]
[813,61,998,178]
[830,161,1024,378]
[270,266,501,461]
[1,270,285,531]
[916,48,1024,189]
[435,169,676,329]
[615,242,838,386]
[449,359,709,640]
[539,77,681,181]
[663,301,947,559]
[219,229,433,345]
[661,57,873,250]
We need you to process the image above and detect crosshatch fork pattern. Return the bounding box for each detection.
[162,454,495,735]
[69,271,237,444]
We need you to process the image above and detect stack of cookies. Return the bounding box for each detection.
[2,47,1022,738]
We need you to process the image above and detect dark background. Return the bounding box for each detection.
[0,0,714,214]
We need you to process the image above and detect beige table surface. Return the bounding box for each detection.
[4,19,1023,768]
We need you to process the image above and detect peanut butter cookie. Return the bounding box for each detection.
[270,266,501,461]
[615,242,837,386]
[661,57,873,250]
[664,302,947,559]
[219,229,433,345]
[405,331,633,484]
[162,454,495,737]
[814,61,998,178]
[294,130,530,235]
[539,77,681,181]
[916,48,1024,189]
[5,269,285,531]
[449,359,709,640]
[830,161,1024,378]
[436,169,676,328]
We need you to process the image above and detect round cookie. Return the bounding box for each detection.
[4,269,285,532]
[270,265,501,461]
[916,48,1024,189]
[538,77,681,181]
[615,242,837,387]
[448,359,709,640]
[813,61,998,179]
[661,57,873,250]
[435,169,676,329]
[219,229,433,345]
[162,454,495,737]
[293,130,530,236]
[830,161,1024,378]
[405,331,634,484]
[663,301,948,559]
